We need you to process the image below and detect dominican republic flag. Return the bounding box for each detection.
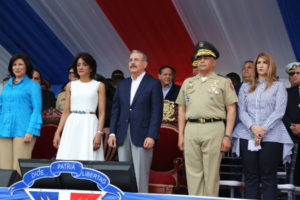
[25,188,105,200]
[0,0,299,89]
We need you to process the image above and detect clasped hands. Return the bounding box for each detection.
[251,125,266,146]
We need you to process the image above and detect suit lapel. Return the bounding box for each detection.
[166,84,174,99]
[296,87,300,105]
[125,78,131,106]
[131,74,148,106]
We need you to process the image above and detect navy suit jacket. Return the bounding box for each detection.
[165,83,181,102]
[109,74,163,147]
[283,86,300,143]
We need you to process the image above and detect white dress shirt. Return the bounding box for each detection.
[130,72,146,105]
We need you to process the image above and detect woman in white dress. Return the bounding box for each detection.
[53,52,105,161]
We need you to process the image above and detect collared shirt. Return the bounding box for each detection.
[162,82,173,99]
[176,72,238,119]
[232,80,293,163]
[0,75,42,137]
[130,72,145,105]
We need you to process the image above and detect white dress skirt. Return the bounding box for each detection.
[56,80,104,161]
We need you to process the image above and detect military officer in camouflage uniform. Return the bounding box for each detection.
[176,41,238,197]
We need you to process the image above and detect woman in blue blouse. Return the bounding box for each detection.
[232,52,293,199]
[0,53,42,174]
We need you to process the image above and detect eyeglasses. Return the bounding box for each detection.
[289,72,300,76]
[128,58,144,62]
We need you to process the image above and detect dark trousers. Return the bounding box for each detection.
[295,145,300,186]
[240,139,283,199]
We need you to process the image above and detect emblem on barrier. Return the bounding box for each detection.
[163,100,175,122]
[9,161,124,200]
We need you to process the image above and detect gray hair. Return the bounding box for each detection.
[131,50,148,61]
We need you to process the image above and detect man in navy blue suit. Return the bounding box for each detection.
[158,65,180,102]
[108,50,163,193]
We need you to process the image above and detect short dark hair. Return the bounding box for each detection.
[226,72,241,86]
[94,73,106,83]
[111,69,124,80]
[243,60,253,65]
[159,65,176,77]
[72,52,97,79]
[44,79,51,89]
[8,53,33,78]
[112,70,124,77]
[32,68,41,77]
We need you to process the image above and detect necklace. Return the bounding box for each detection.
[13,79,19,85]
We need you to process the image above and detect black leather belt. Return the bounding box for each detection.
[188,118,223,124]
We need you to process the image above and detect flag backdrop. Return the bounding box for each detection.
[0,0,299,90]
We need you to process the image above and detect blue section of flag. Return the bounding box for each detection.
[277,0,300,61]
[29,191,59,200]
[0,0,73,84]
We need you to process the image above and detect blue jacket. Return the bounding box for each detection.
[110,74,163,147]
[0,75,42,137]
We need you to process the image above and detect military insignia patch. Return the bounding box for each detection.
[230,82,234,91]
[208,80,220,94]
[187,81,194,90]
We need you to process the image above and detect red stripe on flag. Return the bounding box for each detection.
[96,0,195,82]
[70,192,101,200]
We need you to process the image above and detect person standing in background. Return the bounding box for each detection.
[283,64,300,195]
[32,68,56,111]
[191,54,200,76]
[56,66,78,112]
[285,62,299,88]
[105,70,125,127]
[241,60,254,84]
[158,65,180,102]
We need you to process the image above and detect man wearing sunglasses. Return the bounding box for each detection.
[283,63,300,192]
[285,62,299,87]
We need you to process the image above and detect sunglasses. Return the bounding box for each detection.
[289,72,300,76]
